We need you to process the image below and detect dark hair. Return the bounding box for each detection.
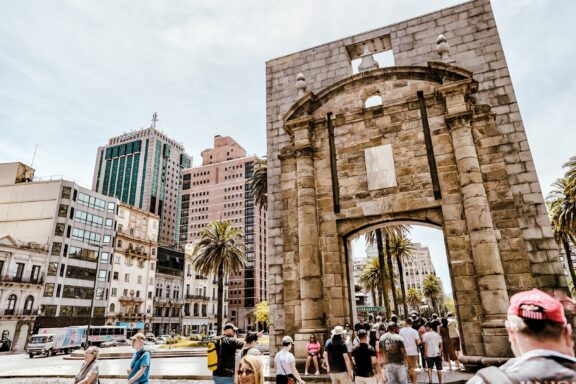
[518,319,565,341]
[391,315,398,323]
[332,334,343,342]
[405,318,413,325]
[441,318,448,328]
[245,332,258,344]
[345,323,351,328]
[309,334,316,341]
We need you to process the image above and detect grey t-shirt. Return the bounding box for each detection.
[379,332,405,365]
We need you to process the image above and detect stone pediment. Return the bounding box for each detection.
[282,62,474,128]
[0,233,19,248]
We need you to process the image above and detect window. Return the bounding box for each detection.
[107,202,115,212]
[51,242,62,255]
[62,285,94,300]
[61,186,72,199]
[68,246,98,262]
[54,223,65,237]
[113,272,119,280]
[137,276,142,284]
[109,303,116,312]
[98,270,107,282]
[65,265,96,281]
[58,204,68,217]
[47,262,58,276]
[123,289,128,296]
[78,192,106,211]
[44,284,55,297]
[95,288,105,300]
[125,273,130,283]
[105,218,114,229]
[103,235,111,244]
[100,252,110,263]
[115,255,121,264]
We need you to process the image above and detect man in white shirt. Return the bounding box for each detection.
[422,322,443,384]
[399,318,421,384]
[446,313,460,356]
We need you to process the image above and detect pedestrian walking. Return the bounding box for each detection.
[428,314,440,332]
[417,321,427,370]
[380,322,408,384]
[467,289,576,384]
[237,355,264,384]
[355,316,371,333]
[343,323,354,353]
[351,329,382,384]
[399,319,420,384]
[304,334,322,376]
[446,314,460,356]
[324,326,353,384]
[74,346,99,384]
[241,332,261,357]
[213,323,247,384]
[275,336,305,384]
[438,318,461,371]
[127,333,151,384]
[422,323,443,384]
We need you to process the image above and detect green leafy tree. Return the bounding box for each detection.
[249,157,267,210]
[444,296,456,315]
[547,160,576,294]
[255,301,269,330]
[359,257,383,307]
[191,220,246,333]
[422,274,443,314]
[406,288,423,313]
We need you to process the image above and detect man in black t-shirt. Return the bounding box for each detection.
[351,330,382,384]
[428,314,440,332]
[324,326,353,384]
[212,323,246,384]
[354,316,371,333]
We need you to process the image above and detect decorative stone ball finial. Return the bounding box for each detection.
[296,72,307,97]
[436,34,451,62]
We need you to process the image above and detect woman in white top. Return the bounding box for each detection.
[274,336,305,384]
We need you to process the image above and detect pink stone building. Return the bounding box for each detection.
[180,136,267,331]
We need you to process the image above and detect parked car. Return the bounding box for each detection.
[146,336,164,344]
[100,338,131,348]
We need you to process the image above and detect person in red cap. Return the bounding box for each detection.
[467,288,576,383]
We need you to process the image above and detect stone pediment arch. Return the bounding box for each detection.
[282,62,474,125]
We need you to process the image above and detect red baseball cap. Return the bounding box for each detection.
[508,288,566,324]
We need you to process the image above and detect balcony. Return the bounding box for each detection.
[0,274,44,286]
[196,275,208,280]
[185,294,209,301]
[153,297,167,304]
[119,296,144,303]
[0,308,39,317]
[125,247,150,259]
[118,312,146,320]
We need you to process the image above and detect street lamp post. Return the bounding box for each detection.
[85,245,102,349]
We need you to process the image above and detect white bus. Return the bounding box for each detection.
[78,325,127,345]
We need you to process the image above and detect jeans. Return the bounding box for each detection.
[355,376,377,384]
[213,376,235,384]
[384,363,408,384]
[329,372,351,384]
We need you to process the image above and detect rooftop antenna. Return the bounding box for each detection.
[151,112,159,129]
[31,144,39,168]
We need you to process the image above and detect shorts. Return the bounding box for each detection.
[405,355,418,369]
[425,356,443,370]
[451,337,461,352]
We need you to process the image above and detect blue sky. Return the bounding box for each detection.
[1,0,574,295]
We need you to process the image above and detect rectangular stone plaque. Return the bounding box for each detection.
[364,144,397,190]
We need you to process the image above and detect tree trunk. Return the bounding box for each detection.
[396,255,409,319]
[385,235,398,316]
[563,239,576,295]
[371,288,377,307]
[217,263,225,334]
[376,229,391,319]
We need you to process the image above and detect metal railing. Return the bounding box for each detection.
[0,308,39,317]
[185,294,209,301]
[0,274,44,285]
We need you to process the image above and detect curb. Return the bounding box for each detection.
[0,374,332,381]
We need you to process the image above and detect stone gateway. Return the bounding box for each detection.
[265,0,568,363]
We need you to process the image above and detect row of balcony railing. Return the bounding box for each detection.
[0,308,39,317]
[0,275,44,285]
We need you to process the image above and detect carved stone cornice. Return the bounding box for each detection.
[445,111,473,130]
[278,145,314,161]
[284,114,315,136]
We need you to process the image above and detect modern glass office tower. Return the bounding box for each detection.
[92,122,191,246]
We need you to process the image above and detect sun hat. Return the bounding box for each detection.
[331,325,345,335]
[282,335,294,344]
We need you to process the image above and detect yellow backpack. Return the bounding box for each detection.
[207,337,221,371]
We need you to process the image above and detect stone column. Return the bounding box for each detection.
[438,80,511,357]
[284,115,326,357]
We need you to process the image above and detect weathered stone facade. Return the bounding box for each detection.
[266,0,568,361]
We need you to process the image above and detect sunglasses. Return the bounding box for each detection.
[237,369,254,376]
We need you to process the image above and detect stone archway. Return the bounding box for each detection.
[268,62,567,362]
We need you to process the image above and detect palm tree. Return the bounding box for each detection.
[359,257,383,307]
[389,234,415,319]
[547,175,576,293]
[365,225,410,318]
[191,220,246,332]
[422,274,442,314]
[249,157,267,210]
[406,288,423,313]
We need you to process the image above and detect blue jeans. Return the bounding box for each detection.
[214,376,235,384]
[384,363,408,384]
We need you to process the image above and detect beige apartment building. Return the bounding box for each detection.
[180,136,267,331]
[106,203,159,334]
[0,234,47,352]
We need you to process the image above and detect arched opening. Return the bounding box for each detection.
[364,95,383,108]
[23,296,34,315]
[6,294,17,315]
[109,303,115,313]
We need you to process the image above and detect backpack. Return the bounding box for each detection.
[207,336,223,371]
